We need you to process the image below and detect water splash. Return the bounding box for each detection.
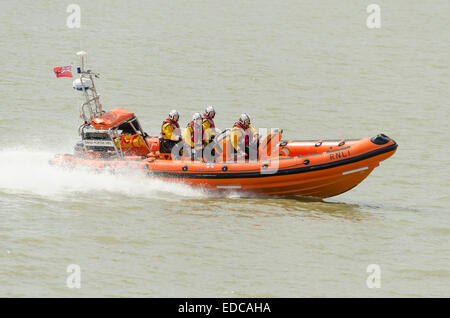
[0,147,206,200]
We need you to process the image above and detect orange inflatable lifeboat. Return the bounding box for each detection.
[51,112,397,198]
[50,52,398,198]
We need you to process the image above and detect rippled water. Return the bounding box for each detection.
[0,1,449,297]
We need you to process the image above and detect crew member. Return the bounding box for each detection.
[160,109,181,154]
[230,113,259,159]
[202,106,216,143]
[184,112,206,160]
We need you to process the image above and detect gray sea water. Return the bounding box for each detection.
[0,0,449,297]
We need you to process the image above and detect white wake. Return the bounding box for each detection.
[0,147,206,200]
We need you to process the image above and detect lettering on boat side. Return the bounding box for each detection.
[330,150,351,160]
[83,139,114,147]
[178,302,271,314]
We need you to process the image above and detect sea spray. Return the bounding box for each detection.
[0,147,206,200]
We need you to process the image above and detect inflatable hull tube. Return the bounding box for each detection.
[50,136,397,198]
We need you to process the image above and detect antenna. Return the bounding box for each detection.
[76,50,87,72]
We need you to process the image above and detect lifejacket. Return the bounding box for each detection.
[161,118,181,139]
[115,134,144,149]
[232,121,251,145]
[187,120,205,145]
[202,113,215,129]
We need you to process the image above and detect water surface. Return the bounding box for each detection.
[0,0,449,297]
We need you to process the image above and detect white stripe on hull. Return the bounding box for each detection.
[216,185,242,189]
[342,166,369,175]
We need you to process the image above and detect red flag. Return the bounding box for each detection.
[53,66,72,78]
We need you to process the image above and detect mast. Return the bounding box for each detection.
[73,51,103,123]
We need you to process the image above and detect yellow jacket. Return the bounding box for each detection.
[183,126,195,148]
[202,118,215,143]
[161,121,180,141]
[114,134,144,149]
[230,123,257,151]
[184,122,209,148]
